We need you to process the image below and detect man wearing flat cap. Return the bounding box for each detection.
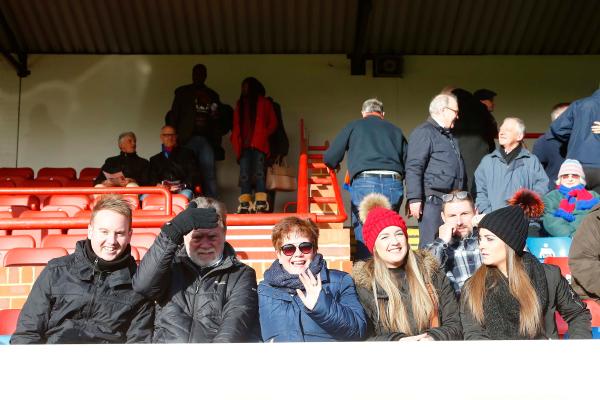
[133,196,258,343]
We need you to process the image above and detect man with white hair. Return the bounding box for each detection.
[405,93,466,248]
[324,98,407,260]
[94,131,150,187]
[475,117,549,214]
[133,196,258,342]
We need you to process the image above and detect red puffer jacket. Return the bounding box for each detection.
[231,96,277,160]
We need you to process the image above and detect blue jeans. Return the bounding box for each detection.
[185,136,218,198]
[239,148,266,195]
[350,174,403,261]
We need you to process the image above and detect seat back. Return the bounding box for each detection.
[79,167,101,180]
[41,204,83,217]
[0,167,34,180]
[0,235,36,266]
[130,232,157,249]
[544,257,571,282]
[41,234,86,252]
[37,167,77,180]
[0,309,21,335]
[44,194,90,210]
[3,247,68,267]
[0,194,39,210]
[142,193,189,211]
[526,237,572,261]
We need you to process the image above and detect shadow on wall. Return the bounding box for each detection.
[23,104,66,165]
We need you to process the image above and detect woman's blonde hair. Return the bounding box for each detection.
[464,245,542,338]
[365,248,437,335]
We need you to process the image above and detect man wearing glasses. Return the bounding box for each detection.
[425,190,482,297]
[406,93,466,249]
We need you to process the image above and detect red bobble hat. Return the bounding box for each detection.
[359,193,408,254]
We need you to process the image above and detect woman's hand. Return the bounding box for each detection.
[399,333,434,341]
[297,269,322,311]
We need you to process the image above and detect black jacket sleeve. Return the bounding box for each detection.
[323,124,352,169]
[132,232,178,301]
[212,267,259,343]
[10,268,53,344]
[355,286,408,341]
[551,268,592,339]
[405,128,432,202]
[125,298,155,343]
[426,271,463,340]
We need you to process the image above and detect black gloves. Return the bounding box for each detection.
[161,202,220,243]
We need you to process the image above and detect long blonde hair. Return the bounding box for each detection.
[464,246,542,338]
[365,249,437,335]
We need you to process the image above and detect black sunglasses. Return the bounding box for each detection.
[442,191,472,203]
[280,242,314,256]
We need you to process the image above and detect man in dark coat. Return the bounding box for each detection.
[166,64,231,198]
[405,93,466,249]
[132,197,259,343]
[148,125,200,200]
[94,131,150,187]
[11,195,154,344]
[324,98,407,260]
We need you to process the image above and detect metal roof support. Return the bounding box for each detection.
[349,0,372,75]
[0,7,30,77]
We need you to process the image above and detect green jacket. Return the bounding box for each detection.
[542,189,600,237]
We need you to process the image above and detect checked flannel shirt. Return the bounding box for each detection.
[425,230,483,297]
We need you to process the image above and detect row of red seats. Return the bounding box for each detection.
[0,167,101,188]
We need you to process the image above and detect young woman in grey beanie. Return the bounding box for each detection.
[460,189,591,339]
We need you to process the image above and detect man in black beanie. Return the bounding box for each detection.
[133,196,258,343]
[12,195,154,344]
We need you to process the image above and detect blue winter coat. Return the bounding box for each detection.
[258,261,367,342]
[475,146,549,213]
[549,89,600,168]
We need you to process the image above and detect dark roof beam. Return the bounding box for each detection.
[349,0,372,75]
[0,6,29,77]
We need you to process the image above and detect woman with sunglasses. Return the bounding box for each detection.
[258,216,367,342]
[352,193,462,341]
[461,190,591,339]
[542,159,600,238]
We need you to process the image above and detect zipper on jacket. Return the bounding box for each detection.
[84,258,105,322]
[186,279,201,343]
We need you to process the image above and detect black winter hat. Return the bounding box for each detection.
[474,88,497,101]
[478,189,544,256]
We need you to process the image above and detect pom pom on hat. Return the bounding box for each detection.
[507,189,545,219]
[359,193,407,254]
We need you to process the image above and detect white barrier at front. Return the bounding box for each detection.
[2,340,599,399]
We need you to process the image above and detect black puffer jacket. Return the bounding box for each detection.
[94,151,151,186]
[351,250,462,341]
[132,232,258,343]
[11,241,154,344]
[460,252,591,340]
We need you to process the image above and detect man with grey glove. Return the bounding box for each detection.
[133,196,258,343]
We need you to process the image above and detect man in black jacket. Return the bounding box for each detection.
[132,197,259,343]
[148,125,200,200]
[406,93,466,249]
[324,98,407,260]
[11,195,154,344]
[94,131,150,187]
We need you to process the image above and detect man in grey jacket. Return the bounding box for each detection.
[474,117,548,214]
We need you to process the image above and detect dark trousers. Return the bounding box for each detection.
[239,148,266,195]
[583,167,600,193]
[418,195,443,249]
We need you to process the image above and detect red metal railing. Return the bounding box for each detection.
[296,119,310,214]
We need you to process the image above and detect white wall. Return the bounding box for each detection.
[1,54,599,212]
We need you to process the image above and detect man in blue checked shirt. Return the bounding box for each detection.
[425,190,483,297]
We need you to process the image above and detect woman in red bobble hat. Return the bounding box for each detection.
[351,193,462,341]
[461,189,591,339]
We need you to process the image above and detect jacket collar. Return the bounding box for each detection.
[491,145,530,161]
[71,240,135,287]
[427,117,452,137]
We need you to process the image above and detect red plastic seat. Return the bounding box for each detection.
[142,194,189,211]
[36,176,72,186]
[79,167,101,180]
[41,234,87,253]
[91,194,139,210]
[3,247,68,267]
[41,204,83,217]
[15,210,69,246]
[0,309,21,335]
[0,180,15,187]
[37,167,77,180]
[130,232,157,250]
[0,235,36,266]
[70,179,94,187]
[0,194,39,210]
[544,257,571,282]
[44,194,90,210]
[130,246,140,262]
[20,179,62,188]
[0,167,34,180]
